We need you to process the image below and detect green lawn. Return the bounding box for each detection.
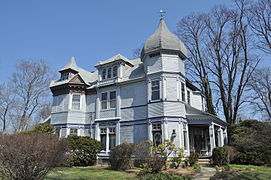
[45,167,138,180]
[230,165,271,180]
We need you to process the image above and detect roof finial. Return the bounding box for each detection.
[159,9,166,19]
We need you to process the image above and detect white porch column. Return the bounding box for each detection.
[116,86,121,117]
[106,127,109,153]
[148,120,153,141]
[163,120,168,141]
[218,127,224,147]
[178,121,184,148]
[116,121,120,145]
[162,76,166,100]
[209,123,216,154]
[95,122,100,141]
[184,123,190,155]
[224,127,228,145]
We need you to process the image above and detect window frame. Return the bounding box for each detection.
[60,72,70,81]
[181,82,185,102]
[69,128,78,136]
[101,91,117,110]
[187,90,191,105]
[71,94,81,110]
[100,65,118,80]
[151,80,160,101]
[101,92,108,110]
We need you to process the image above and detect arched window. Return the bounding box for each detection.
[107,67,112,79]
[113,66,118,77]
[102,69,106,80]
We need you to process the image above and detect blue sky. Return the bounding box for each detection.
[0,0,233,83]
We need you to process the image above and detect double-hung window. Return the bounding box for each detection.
[107,67,112,79]
[100,127,116,151]
[101,93,108,109]
[187,90,191,105]
[181,82,185,102]
[109,91,116,108]
[100,128,107,151]
[102,69,106,80]
[151,80,160,101]
[112,66,118,77]
[72,94,81,110]
[101,91,116,109]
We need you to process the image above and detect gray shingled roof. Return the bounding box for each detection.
[141,19,187,59]
[95,54,133,67]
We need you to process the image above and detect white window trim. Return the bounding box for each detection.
[150,79,161,102]
[100,91,117,110]
[70,93,82,110]
[101,65,119,81]
[99,126,116,153]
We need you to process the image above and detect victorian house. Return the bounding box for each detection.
[49,19,227,156]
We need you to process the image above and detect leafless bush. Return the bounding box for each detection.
[0,132,69,180]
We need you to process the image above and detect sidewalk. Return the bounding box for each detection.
[192,166,216,180]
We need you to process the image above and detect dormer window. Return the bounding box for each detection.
[60,73,69,81]
[102,69,106,80]
[113,66,118,77]
[107,67,112,79]
[101,65,118,80]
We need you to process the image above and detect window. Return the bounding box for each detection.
[101,91,116,109]
[70,128,78,136]
[107,67,112,79]
[109,128,116,150]
[152,124,162,146]
[101,92,108,109]
[102,69,106,80]
[183,130,187,150]
[110,91,116,108]
[100,127,116,151]
[60,73,69,81]
[72,94,81,110]
[151,80,160,100]
[181,82,185,102]
[113,66,118,77]
[187,90,191,105]
[100,128,107,151]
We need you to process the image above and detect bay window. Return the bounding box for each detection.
[72,94,81,110]
[151,80,160,101]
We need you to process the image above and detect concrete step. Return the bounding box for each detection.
[197,158,211,166]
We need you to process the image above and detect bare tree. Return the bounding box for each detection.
[132,44,144,59]
[10,60,54,132]
[248,0,271,54]
[205,2,259,127]
[247,67,271,120]
[0,84,15,133]
[176,13,216,115]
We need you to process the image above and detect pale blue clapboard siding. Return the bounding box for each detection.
[145,56,162,74]
[148,102,164,118]
[166,77,177,101]
[121,106,147,121]
[162,54,181,73]
[167,122,181,147]
[120,81,147,108]
[120,126,133,143]
[163,102,185,117]
[86,94,96,112]
[51,112,68,124]
[52,94,69,113]
[100,109,116,119]
[133,124,148,142]
[68,111,87,124]
[120,124,148,144]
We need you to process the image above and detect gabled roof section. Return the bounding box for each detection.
[95,54,134,67]
[69,74,86,84]
[59,56,78,72]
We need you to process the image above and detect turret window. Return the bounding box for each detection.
[181,82,185,102]
[151,80,160,101]
[187,90,191,105]
[102,69,106,80]
[72,94,81,110]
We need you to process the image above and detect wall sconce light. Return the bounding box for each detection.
[172,129,177,138]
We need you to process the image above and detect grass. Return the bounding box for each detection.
[230,165,271,180]
[45,167,138,180]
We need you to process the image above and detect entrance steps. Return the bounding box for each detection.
[197,158,211,166]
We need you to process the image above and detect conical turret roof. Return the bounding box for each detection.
[59,56,78,72]
[141,19,187,60]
